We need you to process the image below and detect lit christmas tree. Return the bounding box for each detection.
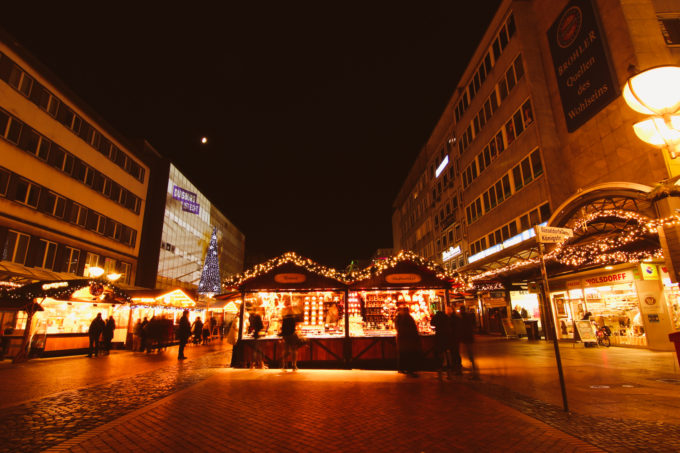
[198,227,221,295]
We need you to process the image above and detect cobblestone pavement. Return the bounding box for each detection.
[45,370,603,453]
[0,348,230,453]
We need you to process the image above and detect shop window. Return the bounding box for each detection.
[15,178,40,208]
[3,230,30,265]
[37,239,58,270]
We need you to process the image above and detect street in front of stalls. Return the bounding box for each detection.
[1,335,680,452]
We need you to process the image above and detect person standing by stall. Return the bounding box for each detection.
[87,313,105,358]
[177,310,191,360]
[102,316,115,355]
[447,305,463,376]
[395,306,421,377]
[192,317,203,345]
[460,306,479,380]
[249,308,265,369]
[430,309,453,379]
[281,300,299,371]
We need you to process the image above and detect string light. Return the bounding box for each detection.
[349,250,456,284]
[470,209,672,281]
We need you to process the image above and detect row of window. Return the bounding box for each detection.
[465,149,543,226]
[3,229,132,284]
[454,13,516,124]
[0,108,141,214]
[0,52,145,182]
[0,166,137,248]
[458,54,525,155]
[469,202,551,256]
[434,195,459,230]
[462,99,534,189]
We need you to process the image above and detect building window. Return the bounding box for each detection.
[117,262,131,285]
[0,167,9,197]
[69,203,87,227]
[8,65,33,96]
[36,239,57,270]
[14,178,40,208]
[84,252,101,276]
[64,247,80,274]
[3,230,30,265]
[44,191,66,218]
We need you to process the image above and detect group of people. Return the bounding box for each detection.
[87,313,116,358]
[396,304,477,379]
[131,315,176,353]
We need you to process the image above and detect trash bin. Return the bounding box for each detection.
[524,320,539,340]
[670,332,680,366]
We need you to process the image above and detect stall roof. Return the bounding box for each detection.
[350,251,456,290]
[127,288,197,308]
[224,252,348,292]
[1,279,131,305]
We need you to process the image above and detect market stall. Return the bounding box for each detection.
[348,252,454,368]
[126,288,204,347]
[224,252,350,368]
[0,279,131,357]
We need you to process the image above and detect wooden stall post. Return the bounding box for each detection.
[343,288,351,368]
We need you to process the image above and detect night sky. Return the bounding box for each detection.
[0,1,501,269]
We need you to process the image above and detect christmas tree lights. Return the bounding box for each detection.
[198,227,222,295]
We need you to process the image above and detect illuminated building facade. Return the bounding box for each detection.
[0,32,148,287]
[135,143,244,291]
[393,0,680,348]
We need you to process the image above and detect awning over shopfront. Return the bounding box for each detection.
[0,260,80,285]
[127,288,198,309]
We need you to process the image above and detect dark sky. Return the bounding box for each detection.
[0,1,501,268]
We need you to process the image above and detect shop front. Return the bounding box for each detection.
[0,279,131,357]
[226,252,349,368]
[549,264,676,350]
[347,252,453,368]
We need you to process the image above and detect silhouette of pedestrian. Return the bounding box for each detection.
[431,308,453,379]
[395,306,421,377]
[102,316,115,355]
[140,316,149,352]
[87,313,105,358]
[460,306,479,380]
[280,300,299,371]
[177,310,191,360]
[447,305,463,376]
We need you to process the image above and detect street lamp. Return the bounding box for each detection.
[623,66,680,158]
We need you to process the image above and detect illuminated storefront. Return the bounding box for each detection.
[1,279,131,356]
[549,263,677,349]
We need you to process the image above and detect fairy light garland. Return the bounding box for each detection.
[223,251,351,288]
[350,250,456,283]
[470,209,673,281]
[0,279,132,304]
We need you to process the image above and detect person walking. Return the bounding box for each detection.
[140,316,149,352]
[447,305,463,375]
[430,308,453,379]
[87,313,105,358]
[177,310,191,360]
[102,316,115,355]
[192,317,203,345]
[395,306,421,377]
[460,306,479,380]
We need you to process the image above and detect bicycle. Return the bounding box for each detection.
[596,325,611,347]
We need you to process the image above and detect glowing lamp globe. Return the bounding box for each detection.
[88,266,105,278]
[623,66,680,115]
[632,116,680,147]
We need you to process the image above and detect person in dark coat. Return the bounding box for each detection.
[140,317,149,352]
[460,306,479,379]
[447,305,463,375]
[395,306,421,377]
[87,313,105,358]
[430,308,453,379]
[177,310,191,360]
[102,316,116,355]
[248,309,265,368]
[192,317,203,345]
[281,302,299,371]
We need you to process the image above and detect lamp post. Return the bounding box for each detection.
[623,65,680,160]
[624,66,680,282]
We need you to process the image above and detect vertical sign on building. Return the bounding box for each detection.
[547,0,618,132]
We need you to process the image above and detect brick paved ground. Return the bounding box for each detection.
[45,369,603,453]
